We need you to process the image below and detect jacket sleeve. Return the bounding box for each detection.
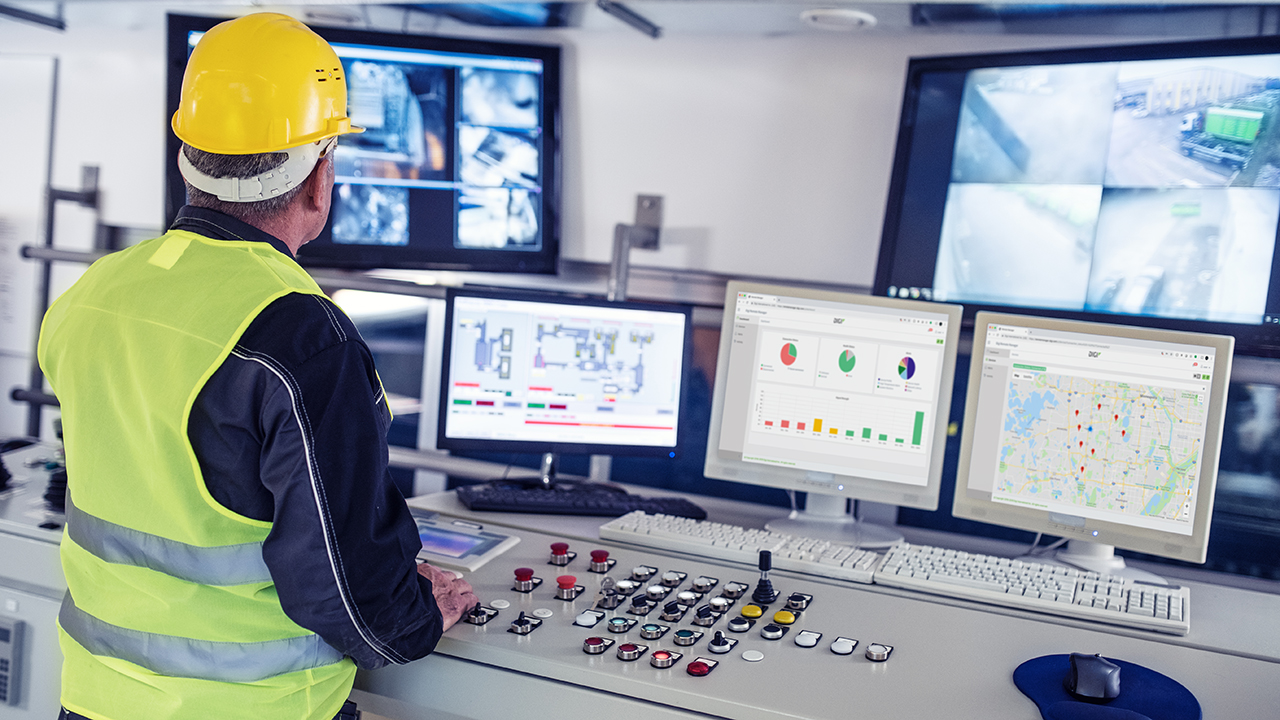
[193,292,444,669]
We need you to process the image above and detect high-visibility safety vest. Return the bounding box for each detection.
[38,230,355,720]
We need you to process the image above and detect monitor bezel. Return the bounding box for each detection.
[165,13,562,274]
[953,311,1235,564]
[873,35,1280,357]
[703,280,963,511]
[436,286,694,458]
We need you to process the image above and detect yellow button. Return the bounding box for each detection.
[772,610,796,625]
[741,604,764,618]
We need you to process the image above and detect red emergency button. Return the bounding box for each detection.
[515,568,534,582]
[550,542,571,565]
[687,660,712,676]
[557,575,578,589]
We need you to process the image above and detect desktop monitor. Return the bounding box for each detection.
[166,14,561,274]
[954,311,1234,576]
[874,36,1280,355]
[704,281,962,547]
[437,287,693,480]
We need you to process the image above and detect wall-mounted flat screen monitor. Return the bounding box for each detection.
[875,36,1280,355]
[166,14,561,274]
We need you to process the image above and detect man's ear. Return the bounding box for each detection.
[304,156,331,211]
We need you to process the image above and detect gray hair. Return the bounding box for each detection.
[181,143,311,224]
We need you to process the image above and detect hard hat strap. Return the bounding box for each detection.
[177,138,336,204]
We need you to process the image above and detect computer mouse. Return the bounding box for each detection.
[1065,653,1122,703]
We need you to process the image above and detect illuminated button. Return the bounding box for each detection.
[662,571,683,587]
[608,618,631,633]
[615,580,638,594]
[583,637,607,654]
[646,585,667,600]
[692,577,715,592]
[709,597,731,612]
[721,583,747,599]
[772,610,796,625]
[677,591,699,605]
[631,566,653,581]
[687,660,712,677]
[741,604,764,619]
[650,650,676,668]
[674,629,698,646]
[640,623,665,639]
[742,650,765,662]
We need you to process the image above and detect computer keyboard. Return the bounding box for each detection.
[598,511,1192,635]
[455,485,707,519]
[873,543,1190,635]
[599,511,882,583]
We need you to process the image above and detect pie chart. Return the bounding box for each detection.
[781,343,798,366]
[838,349,856,373]
[898,356,916,380]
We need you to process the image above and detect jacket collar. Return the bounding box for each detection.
[170,206,294,259]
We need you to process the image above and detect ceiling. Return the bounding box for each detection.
[5,1,1280,39]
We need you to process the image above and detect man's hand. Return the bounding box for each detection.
[417,562,480,632]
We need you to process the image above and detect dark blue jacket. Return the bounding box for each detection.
[177,206,442,669]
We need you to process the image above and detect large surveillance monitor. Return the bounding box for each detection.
[437,287,692,478]
[705,281,962,547]
[955,312,1234,575]
[166,14,560,274]
[874,36,1280,355]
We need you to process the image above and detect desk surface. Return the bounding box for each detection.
[357,489,1280,720]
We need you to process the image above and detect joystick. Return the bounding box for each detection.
[752,550,779,604]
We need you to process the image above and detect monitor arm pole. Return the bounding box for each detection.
[596,194,664,483]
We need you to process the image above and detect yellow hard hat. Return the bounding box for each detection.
[172,12,362,155]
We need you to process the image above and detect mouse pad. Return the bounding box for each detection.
[1013,654,1201,720]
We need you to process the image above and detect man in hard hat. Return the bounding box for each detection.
[38,13,477,720]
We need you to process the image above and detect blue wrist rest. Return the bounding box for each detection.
[1013,654,1201,720]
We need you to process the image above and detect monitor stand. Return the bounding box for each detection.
[764,492,904,549]
[1047,540,1167,584]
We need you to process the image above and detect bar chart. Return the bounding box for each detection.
[752,383,929,453]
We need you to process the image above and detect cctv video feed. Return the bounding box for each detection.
[934,54,1280,325]
[328,47,545,252]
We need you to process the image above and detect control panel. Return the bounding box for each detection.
[395,520,930,720]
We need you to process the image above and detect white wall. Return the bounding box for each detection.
[0,2,1141,436]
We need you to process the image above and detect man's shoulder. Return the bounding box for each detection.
[239,293,363,364]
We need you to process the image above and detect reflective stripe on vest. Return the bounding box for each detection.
[59,593,345,683]
[65,496,272,586]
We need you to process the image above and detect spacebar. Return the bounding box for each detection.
[925,574,1009,593]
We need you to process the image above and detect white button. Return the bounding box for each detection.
[830,638,856,655]
[490,599,510,609]
[532,608,555,618]
[3,599,17,613]
[574,612,601,627]
[741,650,765,662]
[794,631,820,648]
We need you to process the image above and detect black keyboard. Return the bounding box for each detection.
[455,484,707,519]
